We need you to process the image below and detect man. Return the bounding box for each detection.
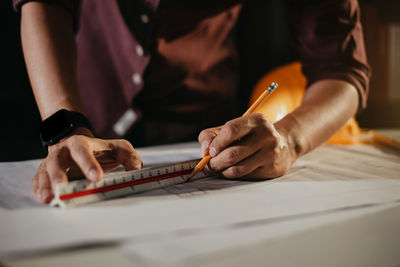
[14,0,370,203]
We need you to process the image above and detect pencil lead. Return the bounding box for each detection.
[188,167,199,181]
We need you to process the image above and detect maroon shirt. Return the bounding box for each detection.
[14,0,370,145]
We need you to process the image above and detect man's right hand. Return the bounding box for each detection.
[34,128,142,203]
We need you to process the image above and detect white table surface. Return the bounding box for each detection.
[1,131,400,267]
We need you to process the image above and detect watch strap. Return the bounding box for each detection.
[39,109,92,151]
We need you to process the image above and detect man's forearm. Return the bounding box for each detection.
[275,79,359,158]
[21,2,84,120]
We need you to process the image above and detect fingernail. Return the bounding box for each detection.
[41,189,51,202]
[88,168,99,181]
[201,141,209,157]
[209,147,217,157]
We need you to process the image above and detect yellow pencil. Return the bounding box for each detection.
[189,82,278,178]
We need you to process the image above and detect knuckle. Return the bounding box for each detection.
[126,142,135,152]
[208,160,221,172]
[226,149,239,165]
[223,123,237,139]
[255,120,272,134]
[225,166,242,178]
[269,138,279,149]
[130,151,140,160]
[65,135,78,145]
[272,144,281,156]
[106,141,116,152]
[259,123,270,134]
[46,153,58,165]
[252,113,269,124]
[118,139,134,151]
[198,129,209,141]
[68,135,88,148]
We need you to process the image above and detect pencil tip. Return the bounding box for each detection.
[188,168,199,180]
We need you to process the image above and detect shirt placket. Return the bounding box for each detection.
[113,0,160,137]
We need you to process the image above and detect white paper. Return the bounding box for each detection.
[1,142,400,258]
[0,142,204,209]
[0,159,42,209]
[120,203,400,266]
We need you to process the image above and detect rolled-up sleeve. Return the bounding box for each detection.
[13,0,80,28]
[286,0,370,110]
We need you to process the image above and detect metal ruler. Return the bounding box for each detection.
[51,159,204,208]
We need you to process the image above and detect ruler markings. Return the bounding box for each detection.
[50,159,206,207]
[59,168,193,201]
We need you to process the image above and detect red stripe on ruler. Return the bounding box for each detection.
[59,168,193,201]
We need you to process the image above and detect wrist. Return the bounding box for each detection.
[274,114,308,161]
[40,109,93,152]
[69,127,94,138]
[48,127,94,154]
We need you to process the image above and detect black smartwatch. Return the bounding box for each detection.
[39,109,92,151]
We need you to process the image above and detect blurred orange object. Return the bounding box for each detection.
[250,62,306,123]
[250,61,362,145]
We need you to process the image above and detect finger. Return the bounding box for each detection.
[243,164,282,180]
[46,153,69,192]
[221,149,265,179]
[209,130,268,172]
[107,139,142,171]
[38,171,54,203]
[33,161,46,197]
[69,137,103,182]
[227,144,291,180]
[33,170,41,197]
[203,164,211,174]
[208,117,253,157]
[198,127,220,157]
[247,147,291,179]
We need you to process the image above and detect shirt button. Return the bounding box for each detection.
[136,45,144,56]
[140,14,149,24]
[132,73,142,85]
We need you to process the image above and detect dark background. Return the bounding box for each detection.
[1,0,399,162]
[1,1,44,161]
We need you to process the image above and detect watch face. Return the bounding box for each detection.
[40,110,72,143]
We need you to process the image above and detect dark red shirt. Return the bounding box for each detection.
[14,0,370,145]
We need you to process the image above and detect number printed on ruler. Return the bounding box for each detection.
[51,159,205,208]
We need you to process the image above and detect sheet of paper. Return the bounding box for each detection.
[0,159,42,209]
[0,142,204,209]
[119,203,400,266]
[1,142,400,257]
[2,178,400,256]
[5,203,400,267]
